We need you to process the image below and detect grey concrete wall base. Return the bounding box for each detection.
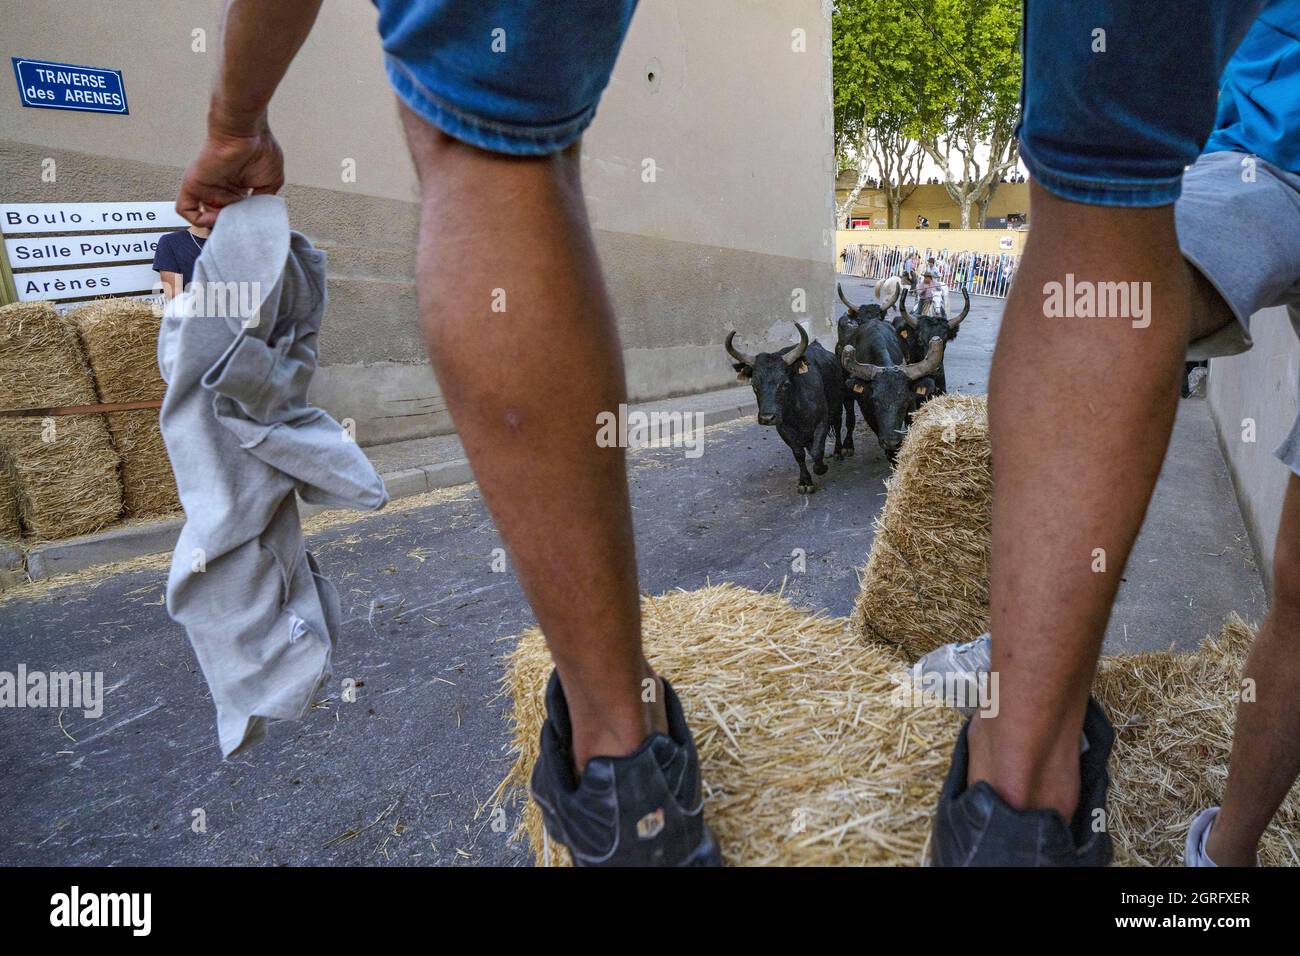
[0,542,24,589]
[0,541,21,571]
[22,517,184,583]
[1206,305,1300,594]
[2,142,833,451]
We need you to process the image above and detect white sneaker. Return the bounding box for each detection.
[1184,807,1220,867]
[912,634,1088,753]
[911,633,992,717]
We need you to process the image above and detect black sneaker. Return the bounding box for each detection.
[929,696,1115,866]
[530,670,721,866]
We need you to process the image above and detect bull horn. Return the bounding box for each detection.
[783,322,809,366]
[724,330,756,367]
[837,283,859,318]
[899,290,919,328]
[904,336,946,381]
[947,288,971,329]
[840,344,883,381]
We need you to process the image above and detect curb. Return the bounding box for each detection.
[3,394,756,586]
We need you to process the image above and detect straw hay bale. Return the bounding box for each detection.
[1099,614,1300,866]
[0,302,122,538]
[499,590,1296,866]
[0,451,21,539]
[68,300,178,517]
[497,584,958,866]
[852,394,991,658]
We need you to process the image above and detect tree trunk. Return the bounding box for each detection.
[888,198,901,229]
[835,160,871,227]
[976,180,998,228]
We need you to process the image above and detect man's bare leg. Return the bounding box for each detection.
[398,105,665,771]
[967,182,1194,819]
[1206,475,1300,865]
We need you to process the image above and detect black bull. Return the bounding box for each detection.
[893,286,970,394]
[726,324,845,493]
[838,318,946,462]
[838,282,970,397]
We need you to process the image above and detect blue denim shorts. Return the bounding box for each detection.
[373,0,638,156]
[1018,0,1271,207]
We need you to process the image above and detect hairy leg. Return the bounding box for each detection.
[1207,475,1300,865]
[968,182,1193,818]
[399,105,664,770]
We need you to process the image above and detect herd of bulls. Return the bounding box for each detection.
[725,282,970,492]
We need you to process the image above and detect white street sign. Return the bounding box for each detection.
[6,231,167,269]
[0,201,186,234]
[15,263,160,301]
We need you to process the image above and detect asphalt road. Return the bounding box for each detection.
[0,282,1263,865]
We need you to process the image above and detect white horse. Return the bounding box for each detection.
[873,274,905,312]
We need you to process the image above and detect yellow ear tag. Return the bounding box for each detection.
[915,385,928,395]
[797,361,809,374]
[900,329,909,338]
[853,383,865,394]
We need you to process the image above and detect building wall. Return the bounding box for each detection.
[836,228,1026,259]
[1207,306,1300,595]
[1,0,835,445]
[836,178,1031,230]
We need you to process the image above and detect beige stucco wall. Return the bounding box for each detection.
[836,178,1031,230]
[1,0,834,444]
[836,228,1026,258]
[2,1,416,202]
[1207,306,1300,595]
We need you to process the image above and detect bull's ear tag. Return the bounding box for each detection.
[853,383,865,394]
[915,385,928,396]
[900,329,909,338]
[797,361,809,374]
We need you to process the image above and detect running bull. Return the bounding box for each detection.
[839,320,946,463]
[726,324,845,493]
[894,286,970,395]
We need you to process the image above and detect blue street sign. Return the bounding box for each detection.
[12,57,128,115]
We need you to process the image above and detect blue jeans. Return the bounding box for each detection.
[1019,0,1272,206]
[374,0,639,156]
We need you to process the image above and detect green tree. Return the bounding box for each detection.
[833,0,938,228]
[834,0,1021,229]
[913,0,1021,227]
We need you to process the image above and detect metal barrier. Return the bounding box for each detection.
[840,242,1020,299]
